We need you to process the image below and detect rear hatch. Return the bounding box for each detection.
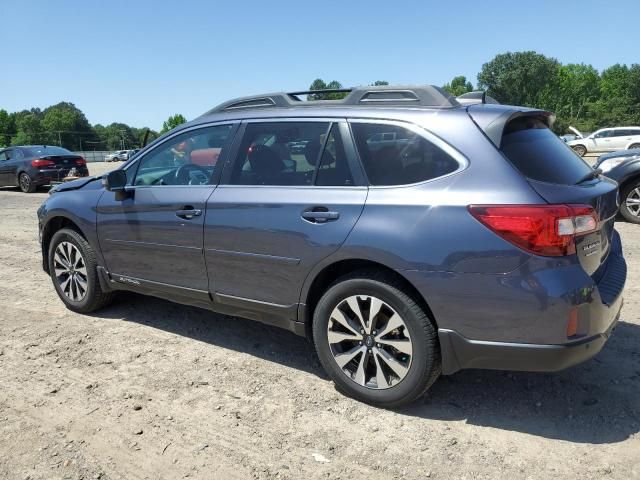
[498,115,619,279]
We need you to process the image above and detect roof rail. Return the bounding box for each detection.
[201,85,461,115]
[456,91,500,106]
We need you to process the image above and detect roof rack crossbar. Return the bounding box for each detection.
[288,88,353,97]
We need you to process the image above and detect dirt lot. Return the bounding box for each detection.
[0,162,639,480]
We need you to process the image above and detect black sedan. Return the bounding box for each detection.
[0,145,89,193]
[595,148,640,223]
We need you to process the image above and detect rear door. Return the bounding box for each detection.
[96,123,237,294]
[204,119,367,309]
[610,129,630,150]
[499,117,619,277]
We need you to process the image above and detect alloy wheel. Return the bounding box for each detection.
[53,241,88,301]
[326,295,413,390]
[19,174,31,192]
[626,187,640,218]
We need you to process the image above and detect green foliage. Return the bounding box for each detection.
[160,114,187,134]
[478,52,640,133]
[477,51,561,108]
[442,76,473,96]
[307,79,349,100]
[0,102,158,151]
[0,109,14,147]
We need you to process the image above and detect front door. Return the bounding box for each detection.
[591,130,615,152]
[96,123,237,293]
[0,150,11,185]
[204,120,367,310]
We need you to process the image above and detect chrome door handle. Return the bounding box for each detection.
[302,210,340,223]
[176,208,202,220]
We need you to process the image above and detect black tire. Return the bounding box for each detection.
[312,270,440,408]
[18,172,36,193]
[572,145,587,156]
[48,228,114,313]
[620,180,640,224]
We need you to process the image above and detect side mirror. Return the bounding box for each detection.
[103,170,131,200]
[104,170,127,191]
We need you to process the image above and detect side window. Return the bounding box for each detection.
[351,123,459,186]
[315,125,353,186]
[133,124,233,186]
[12,149,24,160]
[595,130,613,138]
[229,122,330,185]
[0,151,6,161]
[4,149,13,160]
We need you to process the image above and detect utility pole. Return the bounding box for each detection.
[57,131,62,147]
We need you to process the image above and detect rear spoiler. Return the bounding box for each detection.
[466,104,556,148]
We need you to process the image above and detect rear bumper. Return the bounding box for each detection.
[439,298,622,375]
[33,167,89,185]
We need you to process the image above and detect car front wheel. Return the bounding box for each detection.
[572,145,587,156]
[48,228,114,313]
[312,271,441,408]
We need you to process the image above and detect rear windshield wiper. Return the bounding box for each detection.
[575,168,602,185]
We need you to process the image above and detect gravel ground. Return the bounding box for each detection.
[0,163,638,480]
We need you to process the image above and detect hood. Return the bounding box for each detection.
[568,126,583,138]
[49,176,101,194]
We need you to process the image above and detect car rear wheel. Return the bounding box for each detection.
[48,228,114,313]
[18,173,36,193]
[572,145,587,156]
[312,271,440,408]
[620,180,640,224]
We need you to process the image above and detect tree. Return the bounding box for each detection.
[477,51,560,108]
[41,102,96,150]
[0,109,15,147]
[11,109,46,145]
[371,80,389,86]
[442,76,473,96]
[307,79,348,100]
[160,114,187,134]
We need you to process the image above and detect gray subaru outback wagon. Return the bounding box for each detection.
[38,85,626,407]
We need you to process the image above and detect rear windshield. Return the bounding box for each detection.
[25,146,74,156]
[501,117,593,185]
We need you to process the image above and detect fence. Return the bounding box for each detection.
[73,151,113,163]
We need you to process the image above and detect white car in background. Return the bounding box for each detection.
[567,126,640,156]
[104,150,129,162]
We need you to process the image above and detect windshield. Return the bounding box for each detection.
[501,117,593,185]
[25,146,74,156]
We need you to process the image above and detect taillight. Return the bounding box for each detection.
[468,204,598,257]
[31,159,56,168]
[75,157,86,166]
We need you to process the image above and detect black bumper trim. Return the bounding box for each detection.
[439,319,618,375]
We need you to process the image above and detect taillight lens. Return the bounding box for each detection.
[31,159,56,168]
[468,204,598,257]
[75,157,86,166]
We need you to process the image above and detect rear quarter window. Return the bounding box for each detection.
[500,117,593,185]
[351,123,460,186]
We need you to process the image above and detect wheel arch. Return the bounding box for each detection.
[41,215,89,273]
[301,258,437,340]
[618,172,640,193]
